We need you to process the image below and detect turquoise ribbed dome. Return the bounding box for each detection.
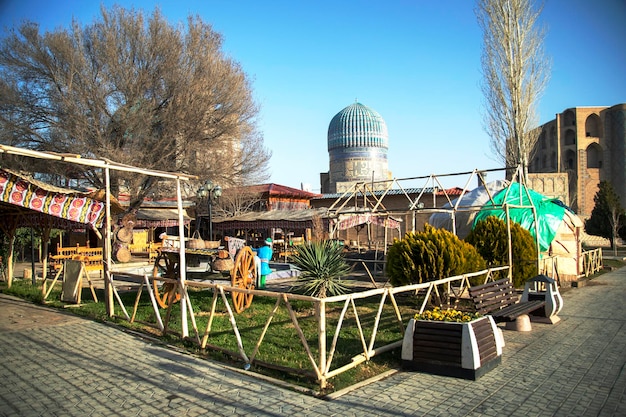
[327,102,388,151]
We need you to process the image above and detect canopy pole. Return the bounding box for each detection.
[505,204,513,281]
[104,166,114,316]
[176,178,189,338]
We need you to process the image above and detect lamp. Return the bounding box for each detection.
[196,180,221,240]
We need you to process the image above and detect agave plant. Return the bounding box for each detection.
[290,240,351,298]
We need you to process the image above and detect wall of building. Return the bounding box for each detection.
[530,103,626,218]
[526,173,569,206]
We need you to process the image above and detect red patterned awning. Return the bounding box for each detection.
[0,169,107,230]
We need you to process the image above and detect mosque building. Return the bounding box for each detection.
[320,102,392,193]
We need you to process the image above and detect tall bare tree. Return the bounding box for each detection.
[0,5,270,207]
[476,0,550,174]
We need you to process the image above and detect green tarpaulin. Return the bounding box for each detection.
[473,183,566,252]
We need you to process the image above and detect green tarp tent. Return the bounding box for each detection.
[473,182,569,252]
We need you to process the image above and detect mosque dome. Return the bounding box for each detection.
[324,102,390,193]
[327,102,388,151]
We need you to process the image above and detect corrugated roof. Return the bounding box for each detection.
[213,207,328,223]
[228,183,322,199]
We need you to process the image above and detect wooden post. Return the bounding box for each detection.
[41,225,51,281]
[5,226,17,288]
[318,299,326,385]
[104,166,114,316]
[176,178,189,338]
[505,204,513,281]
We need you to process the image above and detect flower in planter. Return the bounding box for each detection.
[414,307,482,323]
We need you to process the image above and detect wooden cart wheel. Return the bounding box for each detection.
[231,246,257,313]
[152,252,181,309]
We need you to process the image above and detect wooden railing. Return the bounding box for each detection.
[582,248,603,277]
[539,248,604,281]
[108,265,508,390]
[49,244,103,274]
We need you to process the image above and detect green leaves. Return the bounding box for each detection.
[585,180,624,247]
[466,216,537,287]
[386,225,486,287]
[290,241,350,298]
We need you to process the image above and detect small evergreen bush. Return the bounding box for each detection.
[386,224,486,286]
[465,216,538,288]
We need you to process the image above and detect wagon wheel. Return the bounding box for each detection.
[152,252,181,309]
[231,246,257,313]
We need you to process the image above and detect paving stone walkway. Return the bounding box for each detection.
[1,267,625,416]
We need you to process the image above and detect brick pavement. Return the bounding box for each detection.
[1,268,625,416]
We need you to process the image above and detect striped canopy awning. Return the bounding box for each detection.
[0,168,114,231]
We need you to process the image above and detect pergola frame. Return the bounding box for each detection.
[0,144,197,336]
[324,166,541,278]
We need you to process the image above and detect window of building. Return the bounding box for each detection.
[565,150,576,170]
[585,114,602,137]
[586,143,602,168]
[565,129,576,145]
[564,110,576,126]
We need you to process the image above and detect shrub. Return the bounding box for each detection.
[386,224,486,286]
[290,240,350,298]
[465,216,538,288]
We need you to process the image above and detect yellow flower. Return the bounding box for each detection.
[414,307,481,323]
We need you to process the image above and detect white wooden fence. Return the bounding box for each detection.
[582,248,603,277]
[539,248,603,281]
[110,266,509,389]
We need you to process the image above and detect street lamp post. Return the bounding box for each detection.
[196,180,222,240]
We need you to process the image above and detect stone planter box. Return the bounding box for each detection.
[401,316,503,380]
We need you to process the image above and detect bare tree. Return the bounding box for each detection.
[476,0,550,174]
[214,188,263,218]
[0,5,270,208]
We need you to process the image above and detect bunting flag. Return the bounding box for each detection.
[0,169,106,230]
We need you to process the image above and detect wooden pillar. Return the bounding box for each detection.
[318,299,326,388]
[104,166,114,316]
[176,178,189,338]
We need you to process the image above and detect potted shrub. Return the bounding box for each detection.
[401,307,503,380]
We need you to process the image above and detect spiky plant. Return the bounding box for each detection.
[290,240,351,298]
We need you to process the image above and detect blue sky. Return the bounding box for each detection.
[1,0,624,191]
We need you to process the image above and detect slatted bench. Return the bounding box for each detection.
[469,278,545,331]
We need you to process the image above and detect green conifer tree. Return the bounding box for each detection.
[585,181,624,252]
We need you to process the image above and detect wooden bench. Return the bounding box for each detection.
[469,278,545,329]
